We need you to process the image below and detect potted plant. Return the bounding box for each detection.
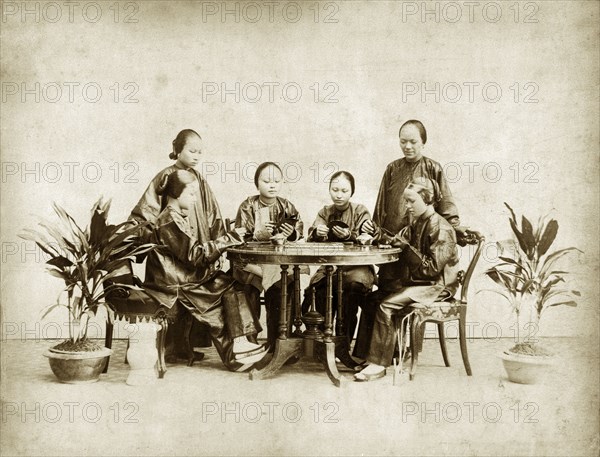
[481,203,582,384]
[20,198,156,383]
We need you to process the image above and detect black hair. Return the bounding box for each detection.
[254,162,283,188]
[407,176,439,205]
[169,129,202,160]
[158,170,196,210]
[329,170,355,196]
[399,120,427,144]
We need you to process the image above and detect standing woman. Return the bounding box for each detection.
[355,120,464,359]
[129,129,225,356]
[130,129,225,244]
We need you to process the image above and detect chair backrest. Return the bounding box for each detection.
[459,230,485,303]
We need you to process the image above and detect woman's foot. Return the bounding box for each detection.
[233,337,263,355]
[233,337,267,363]
[354,363,386,382]
[235,348,268,365]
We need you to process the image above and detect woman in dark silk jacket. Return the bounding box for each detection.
[355,120,464,359]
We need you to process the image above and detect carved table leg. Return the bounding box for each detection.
[335,268,344,336]
[278,265,289,339]
[315,340,341,387]
[324,266,334,342]
[249,339,303,380]
[157,317,168,379]
[321,266,341,386]
[250,264,299,380]
[292,265,303,336]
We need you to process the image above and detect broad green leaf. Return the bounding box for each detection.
[540,247,583,277]
[504,202,517,225]
[47,256,73,268]
[537,219,558,257]
[546,301,577,308]
[40,303,65,320]
[509,218,529,257]
[521,215,535,257]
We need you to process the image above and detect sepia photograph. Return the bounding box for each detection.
[1,1,598,456]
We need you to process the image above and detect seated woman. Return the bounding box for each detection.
[354,177,460,382]
[233,162,304,349]
[354,119,464,360]
[301,171,375,344]
[143,169,267,371]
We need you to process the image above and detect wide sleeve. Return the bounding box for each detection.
[235,198,258,235]
[200,177,227,239]
[128,171,167,242]
[307,207,329,242]
[403,220,458,280]
[431,162,460,227]
[372,164,392,226]
[159,219,243,269]
[283,200,303,241]
[350,204,372,241]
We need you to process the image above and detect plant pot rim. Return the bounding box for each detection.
[499,350,555,365]
[45,347,112,359]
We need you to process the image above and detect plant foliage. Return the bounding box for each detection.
[20,198,156,346]
[480,203,582,346]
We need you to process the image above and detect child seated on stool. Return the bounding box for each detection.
[354,177,460,382]
[143,169,267,371]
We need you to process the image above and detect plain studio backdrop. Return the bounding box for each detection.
[1,1,598,345]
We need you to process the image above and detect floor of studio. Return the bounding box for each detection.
[1,336,598,457]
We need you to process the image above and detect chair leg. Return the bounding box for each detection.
[157,318,168,379]
[409,315,420,381]
[103,320,114,374]
[458,316,472,376]
[124,338,129,365]
[183,313,196,367]
[438,323,450,367]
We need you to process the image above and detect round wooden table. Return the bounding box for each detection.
[227,242,401,386]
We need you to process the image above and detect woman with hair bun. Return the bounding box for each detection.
[142,170,267,371]
[354,177,460,381]
[129,129,226,359]
[130,129,225,244]
[301,170,375,345]
[355,119,465,360]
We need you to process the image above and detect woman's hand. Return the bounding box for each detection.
[454,225,470,235]
[361,219,376,235]
[279,223,294,239]
[315,224,329,238]
[263,222,276,234]
[331,225,351,240]
[391,227,410,249]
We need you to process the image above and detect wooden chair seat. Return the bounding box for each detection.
[406,230,485,380]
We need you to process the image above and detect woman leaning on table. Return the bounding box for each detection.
[354,119,466,360]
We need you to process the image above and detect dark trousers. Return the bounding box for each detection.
[302,281,370,345]
[264,284,293,350]
[354,286,411,360]
[178,273,262,371]
[366,301,412,367]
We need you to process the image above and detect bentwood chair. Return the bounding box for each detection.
[407,230,485,380]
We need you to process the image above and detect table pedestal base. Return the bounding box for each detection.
[249,335,360,387]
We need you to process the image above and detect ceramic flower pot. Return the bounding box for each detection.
[44,347,112,384]
[499,350,555,384]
